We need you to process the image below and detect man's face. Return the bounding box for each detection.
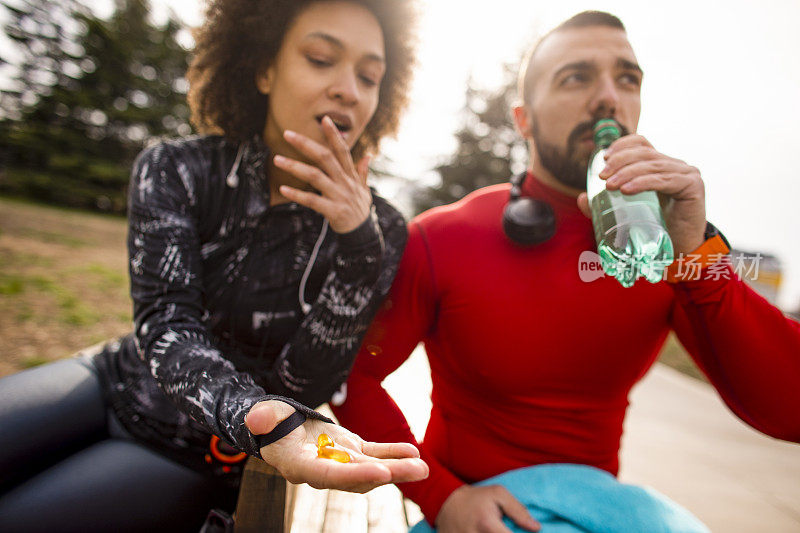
[522,26,642,190]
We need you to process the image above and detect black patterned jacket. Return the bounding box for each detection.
[95,135,407,466]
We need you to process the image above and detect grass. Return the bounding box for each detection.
[0,275,25,295]
[0,196,131,377]
[81,263,128,292]
[0,271,103,326]
[19,228,88,248]
[21,355,51,369]
[59,293,102,326]
[657,333,707,382]
[15,305,35,322]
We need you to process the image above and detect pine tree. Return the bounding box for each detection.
[412,65,528,214]
[0,0,191,213]
[0,0,87,117]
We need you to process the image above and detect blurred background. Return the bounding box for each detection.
[1,0,799,376]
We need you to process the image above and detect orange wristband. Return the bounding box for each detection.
[664,234,731,283]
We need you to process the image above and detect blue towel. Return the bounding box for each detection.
[409,463,710,533]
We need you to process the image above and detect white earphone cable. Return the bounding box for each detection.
[298,219,329,314]
[226,144,245,188]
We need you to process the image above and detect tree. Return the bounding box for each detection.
[412,65,528,214]
[0,0,87,116]
[0,0,191,213]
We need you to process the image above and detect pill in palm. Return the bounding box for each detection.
[317,445,351,463]
[317,433,334,449]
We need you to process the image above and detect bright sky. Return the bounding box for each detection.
[75,0,800,310]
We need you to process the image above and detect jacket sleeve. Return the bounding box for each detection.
[331,221,466,525]
[263,195,409,408]
[670,259,800,442]
[128,142,329,459]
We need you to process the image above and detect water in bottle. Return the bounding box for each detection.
[586,119,674,287]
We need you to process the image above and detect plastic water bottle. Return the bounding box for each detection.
[586,119,674,287]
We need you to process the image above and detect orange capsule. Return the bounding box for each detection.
[317,433,334,449]
[317,445,351,463]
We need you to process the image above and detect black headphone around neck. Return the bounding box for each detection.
[502,172,556,246]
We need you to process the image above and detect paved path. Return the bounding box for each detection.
[381,347,800,532]
[619,364,800,532]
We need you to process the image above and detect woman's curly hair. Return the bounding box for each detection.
[187,0,418,159]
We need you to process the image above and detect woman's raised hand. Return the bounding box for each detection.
[274,116,373,234]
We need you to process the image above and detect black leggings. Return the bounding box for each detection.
[0,357,237,533]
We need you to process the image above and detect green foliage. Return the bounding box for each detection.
[412,66,529,214]
[0,0,192,213]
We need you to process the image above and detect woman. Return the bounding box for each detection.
[0,0,426,530]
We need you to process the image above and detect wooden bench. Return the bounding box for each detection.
[233,458,295,533]
[233,456,424,533]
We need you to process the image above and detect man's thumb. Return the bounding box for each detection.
[497,490,541,532]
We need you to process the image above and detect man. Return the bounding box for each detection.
[330,11,800,532]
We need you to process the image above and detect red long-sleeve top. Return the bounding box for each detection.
[332,174,800,524]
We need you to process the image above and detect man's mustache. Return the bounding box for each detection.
[567,119,630,148]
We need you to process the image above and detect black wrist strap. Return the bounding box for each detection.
[256,410,308,448]
[704,221,731,250]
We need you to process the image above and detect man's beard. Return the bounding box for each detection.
[530,116,629,190]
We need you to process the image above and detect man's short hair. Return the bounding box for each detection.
[518,11,626,104]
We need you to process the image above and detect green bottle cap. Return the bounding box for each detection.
[593,119,621,148]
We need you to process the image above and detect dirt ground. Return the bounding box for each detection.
[0,197,132,377]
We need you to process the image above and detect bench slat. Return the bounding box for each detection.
[234,458,288,533]
[366,484,408,532]
[321,489,368,533]
[289,483,328,532]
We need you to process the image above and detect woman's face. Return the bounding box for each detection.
[257,1,385,160]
